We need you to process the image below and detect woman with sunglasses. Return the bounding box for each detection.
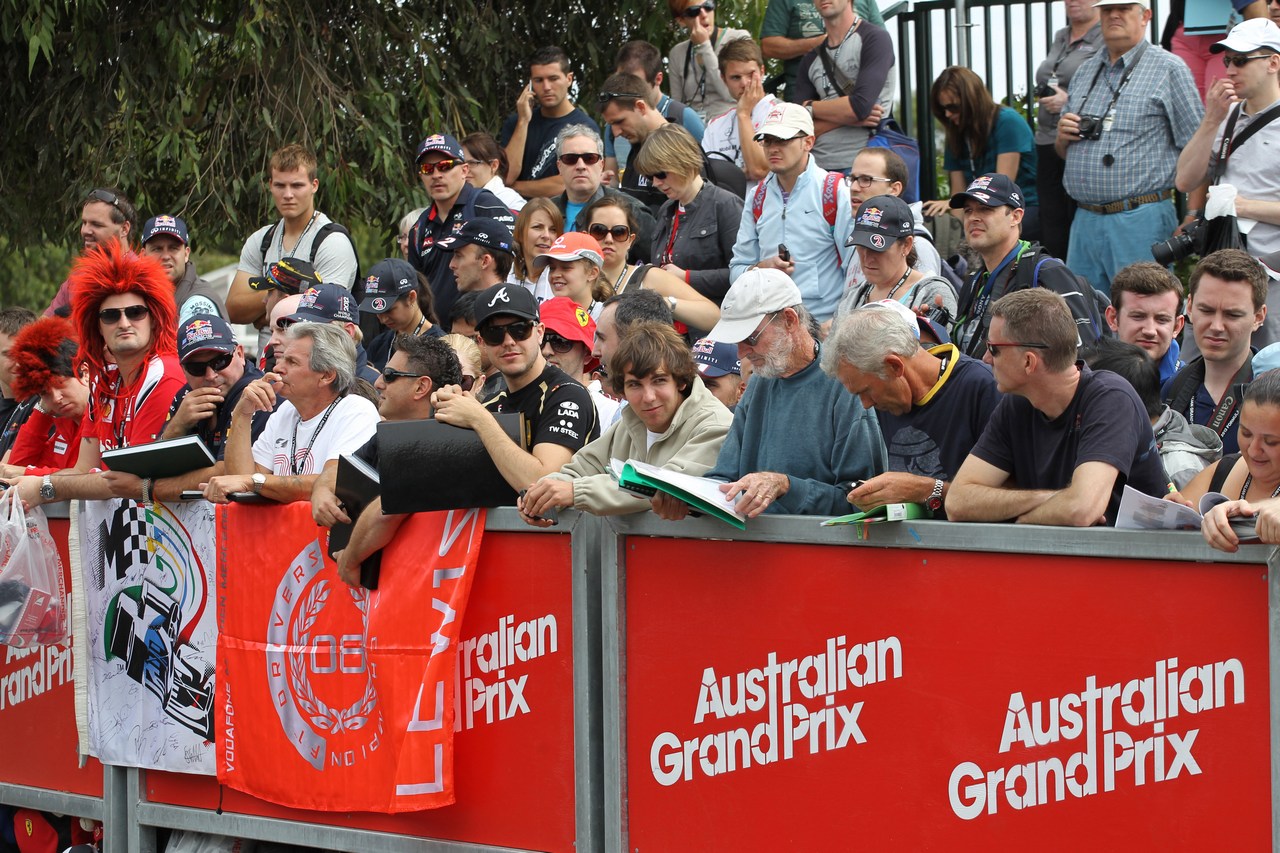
[533,232,611,320]
[539,297,621,427]
[0,317,87,476]
[518,321,731,526]
[509,198,563,302]
[461,131,526,215]
[837,195,957,322]
[442,333,484,396]
[583,195,723,331]
[667,0,751,121]
[921,67,1040,240]
[633,124,743,306]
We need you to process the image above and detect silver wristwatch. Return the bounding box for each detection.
[40,474,55,502]
[251,473,267,495]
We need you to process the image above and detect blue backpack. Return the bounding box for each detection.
[867,117,922,204]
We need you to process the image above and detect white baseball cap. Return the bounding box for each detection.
[709,268,804,344]
[753,103,815,141]
[1211,18,1280,54]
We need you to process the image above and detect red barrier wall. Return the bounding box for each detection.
[148,529,577,850]
[623,537,1270,850]
[0,517,104,799]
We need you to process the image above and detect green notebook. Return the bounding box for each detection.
[611,458,747,530]
[821,502,930,527]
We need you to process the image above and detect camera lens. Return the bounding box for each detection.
[1151,233,1193,266]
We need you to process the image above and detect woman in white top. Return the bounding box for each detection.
[462,132,526,214]
[507,198,560,302]
[666,0,751,121]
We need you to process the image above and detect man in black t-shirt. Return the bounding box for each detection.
[950,289,1167,526]
[432,283,598,492]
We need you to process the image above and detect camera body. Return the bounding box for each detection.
[1151,218,1207,266]
[1076,115,1105,141]
[1034,83,1056,99]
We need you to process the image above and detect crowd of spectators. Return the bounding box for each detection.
[7,0,1280,562]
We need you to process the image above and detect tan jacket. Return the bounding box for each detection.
[544,376,732,515]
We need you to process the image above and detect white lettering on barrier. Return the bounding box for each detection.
[650,635,903,786]
[949,656,1243,820]
[0,640,74,711]
[454,613,559,732]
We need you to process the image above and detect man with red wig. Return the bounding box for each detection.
[4,240,186,507]
[0,317,89,476]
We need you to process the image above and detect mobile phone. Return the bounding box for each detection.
[778,243,791,262]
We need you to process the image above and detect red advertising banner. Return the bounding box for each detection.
[0,517,103,798]
[217,503,483,812]
[152,529,577,850]
[624,538,1270,849]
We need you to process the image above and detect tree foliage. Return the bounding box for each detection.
[0,0,765,307]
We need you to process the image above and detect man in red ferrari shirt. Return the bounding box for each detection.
[3,239,186,506]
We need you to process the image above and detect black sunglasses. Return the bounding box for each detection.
[597,90,642,107]
[1222,53,1275,68]
[558,152,603,167]
[543,332,577,354]
[681,1,715,18]
[183,352,234,376]
[382,366,426,383]
[478,320,536,346]
[939,102,961,115]
[646,170,669,181]
[986,341,1050,358]
[98,304,149,324]
[86,188,123,210]
[460,375,477,392]
[587,224,632,241]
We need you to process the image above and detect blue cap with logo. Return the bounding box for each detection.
[691,338,742,377]
[141,214,190,246]
[415,133,465,162]
[178,313,238,361]
[285,282,361,325]
[437,218,516,255]
[359,258,417,314]
[949,173,1024,210]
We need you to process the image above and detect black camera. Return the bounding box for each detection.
[1151,218,1206,266]
[1076,115,1104,141]
[1034,83,1056,99]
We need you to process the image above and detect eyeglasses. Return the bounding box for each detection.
[558,152,603,167]
[1222,53,1275,68]
[183,352,234,376]
[986,341,1050,358]
[939,102,961,115]
[681,1,716,18]
[381,366,427,383]
[478,320,537,345]
[460,375,477,392]
[464,158,485,167]
[744,312,779,347]
[646,171,669,181]
[847,174,895,189]
[758,135,803,148]
[98,304,149,324]
[86,188,124,210]
[543,332,577,354]
[418,158,462,175]
[587,224,632,242]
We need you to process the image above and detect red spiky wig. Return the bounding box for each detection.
[9,316,78,400]
[69,238,177,383]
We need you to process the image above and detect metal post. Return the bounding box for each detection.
[955,0,971,67]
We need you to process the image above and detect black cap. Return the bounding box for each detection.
[949,173,1025,210]
[473,283,540,329]
[846,195,915,250]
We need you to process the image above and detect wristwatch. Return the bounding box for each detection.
[926,479,944,512]
[250,473,267,495]
[667,295,678,312]
[40,474,55,502]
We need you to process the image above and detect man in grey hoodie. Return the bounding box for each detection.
[1083,337,1222,489]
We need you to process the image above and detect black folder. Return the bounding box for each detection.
[101,435,215,479]
[377,414,524,514]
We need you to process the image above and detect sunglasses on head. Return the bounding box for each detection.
[597,90,640,107]
[183,352,234,376]
[86,188,123,210]
[382,366,426,383]
[543,332,577,354]
[478,320,536,346]
[587,223,632,241]
[986,341,1049,358]
[1222,53,1275,68]
[98,304,149,324]
[418,158,462,175]
[681,0,715,17]
[558,152,603,167]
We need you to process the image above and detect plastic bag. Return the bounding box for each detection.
[0,487,68,647]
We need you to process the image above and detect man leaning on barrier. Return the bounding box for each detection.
[653,268,886,521]
[5,241,187,508]
[823,301,1000,518]
[202,322,379,504]
[948,289,1167,526]
[332,334,464,586]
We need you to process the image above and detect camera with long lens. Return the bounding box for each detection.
[1151,217,1206,266]
[1034,83,1056,99]
[1075,115,1104,141]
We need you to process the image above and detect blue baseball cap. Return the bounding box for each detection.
[691,338,742,377]
[141,214,190,246]
[415,133,465,162]
[286,282,361,325]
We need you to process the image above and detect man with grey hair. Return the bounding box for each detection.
[949,289,1166,526]
[823,302,999,517]
[654,268,885,520]
[552,123,656,260]
[203,321,379,503]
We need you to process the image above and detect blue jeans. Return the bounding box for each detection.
[1066,202,1177,294]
